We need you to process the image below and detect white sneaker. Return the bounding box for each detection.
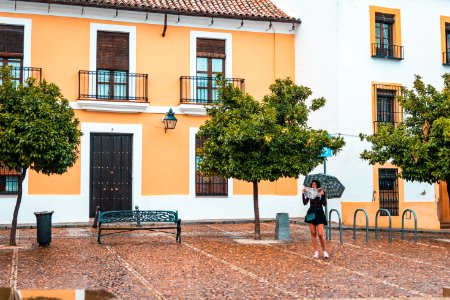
[323,251,329,259]
[312,251,319,259]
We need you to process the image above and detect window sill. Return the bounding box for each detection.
[179,104,207,116]
[76,100,149,113]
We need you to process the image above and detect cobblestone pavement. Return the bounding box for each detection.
[0,222,449,299]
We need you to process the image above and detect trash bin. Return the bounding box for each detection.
[34,211,54,246]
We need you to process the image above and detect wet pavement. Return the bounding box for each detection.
[0,222,449,299]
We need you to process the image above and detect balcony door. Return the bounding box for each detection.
[375,13,394,57]
[196,38,225,103]
[96,31,129,100]
[0,24,24,84]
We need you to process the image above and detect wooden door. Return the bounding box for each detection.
[439,181,450,228]
[89,133,132,217]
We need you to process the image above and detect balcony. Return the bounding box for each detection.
[180,76,245,104]
[371,43,404,60]
[1,67,42,84]
[443,52,450,65]
[78,70,148,102]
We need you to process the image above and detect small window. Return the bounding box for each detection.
[370,9,403,60]
[196,38,225,103]
[378,168,399,216]
[195,136,228,196]
[0,167,20,195]
[96,31,129,100]
[373,84,402,132]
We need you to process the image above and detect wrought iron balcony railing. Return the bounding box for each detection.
[371,43,404,60]
[443,52,450,65]
[180,76,245,104]
[0,67,42,84]
[78,70,148,101]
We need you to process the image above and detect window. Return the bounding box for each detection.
[378,168,399,216]
[196,38,225,103]
[195,136,228,196]
[0,24,24,84]
[373,84,402,132]
[445,23,450,65]
[370,7,403,60]
[0,167,19,195]
[96,31,129,100]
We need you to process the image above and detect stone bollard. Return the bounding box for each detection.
[443,286,450,297]
[275,213,290,241]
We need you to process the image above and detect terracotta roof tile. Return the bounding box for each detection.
[25,0,299,23]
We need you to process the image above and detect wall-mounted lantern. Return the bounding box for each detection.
[162,108,177,133]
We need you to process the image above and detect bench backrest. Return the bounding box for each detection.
[99,210,178,224]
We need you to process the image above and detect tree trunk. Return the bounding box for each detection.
[10,168,27,246]
[253,180,261,240]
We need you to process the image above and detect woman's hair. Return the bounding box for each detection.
[311,180,321,188]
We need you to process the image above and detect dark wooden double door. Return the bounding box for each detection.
[89,133,132,217]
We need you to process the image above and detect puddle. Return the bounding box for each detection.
[0,288,117,300]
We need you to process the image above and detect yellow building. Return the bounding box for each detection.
[0,0,301,224]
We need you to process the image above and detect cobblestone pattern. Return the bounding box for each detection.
[0,223,448,299]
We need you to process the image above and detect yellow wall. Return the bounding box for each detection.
[0,12,296,196]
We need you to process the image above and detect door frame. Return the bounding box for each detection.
[89,132,133,216]
[439,181,450,228]
[80,123,142,218]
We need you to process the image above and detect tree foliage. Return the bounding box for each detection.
[197,78,345,238]
[0,68,82,245]
[360,74,450,186]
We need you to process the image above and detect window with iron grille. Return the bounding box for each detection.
[196,38,225,103]
[0,167,20,195]
[0,24,24,84]
[195,136,228,196]
[378,168,399,216]
[96,31,129,100]
[372,13,403,59]
[374,84,402,132]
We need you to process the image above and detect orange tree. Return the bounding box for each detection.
[197,78,344,239]
[0,69,81,245]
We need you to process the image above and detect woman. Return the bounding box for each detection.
[302,180,329,259]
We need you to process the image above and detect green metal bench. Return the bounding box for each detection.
[97,207,181,244]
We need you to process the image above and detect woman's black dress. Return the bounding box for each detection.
[303,193,327,225]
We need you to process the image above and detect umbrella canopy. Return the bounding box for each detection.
[303,173,345,199]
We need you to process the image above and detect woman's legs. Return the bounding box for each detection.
[308,223,319,252]
[316,224,327,252]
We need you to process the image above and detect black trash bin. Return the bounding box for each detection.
[34,211,54,246]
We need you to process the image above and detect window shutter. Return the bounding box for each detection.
[375,13,395,24]
[97,31,129,71]
[0,25,24,57]
[197,38,226,59]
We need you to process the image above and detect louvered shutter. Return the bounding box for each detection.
[97,31,129,71]
[197,38,226,59]
[0,25,24,57]
[375,13,395,24]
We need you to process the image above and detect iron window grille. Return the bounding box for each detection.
[195,136,228,196]
[444,24,450,65]
[373,84,403,132]
[372,13,404,60]
[0,167,20,195]
[378,168,399,216]
[180,76,245,104]
[78,70,148,101]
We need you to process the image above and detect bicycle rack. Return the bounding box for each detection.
[375,208,392,242]
[401,209,418,242]
[353,208,369,243]
[327,209,343,244]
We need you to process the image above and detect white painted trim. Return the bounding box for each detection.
[80,123,143,209]
[189,127,233,200]
[179,104,207,116]
[76,100,149,113]
[190,31,233,78]
[0,1,296,34]
[0,17,32,71]
[89,23,137,98]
